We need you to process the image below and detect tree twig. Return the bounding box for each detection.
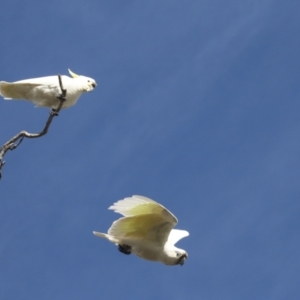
[0,75,67,179]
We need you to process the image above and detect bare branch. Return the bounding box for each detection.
[0,75,67,179]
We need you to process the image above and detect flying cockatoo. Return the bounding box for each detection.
[93,195,189,266]
[0,69,96,109]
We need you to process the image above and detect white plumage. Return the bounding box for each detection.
[93,195,189,266]
[0,69,96,109]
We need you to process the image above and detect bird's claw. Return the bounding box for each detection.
[118,244,131,255]
[51,109,59,116]
[57,90,67,102]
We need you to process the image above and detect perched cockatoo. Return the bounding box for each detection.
[93,195,189,266]
[0,69,96,109]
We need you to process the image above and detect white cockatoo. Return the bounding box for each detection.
[0,69,96,109]
[93,195,189,266]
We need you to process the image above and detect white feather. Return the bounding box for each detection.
[167,229,190,246]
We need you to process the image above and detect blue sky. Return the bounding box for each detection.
[1,1,300,299]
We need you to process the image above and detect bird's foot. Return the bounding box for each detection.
[118,244,131,255]
[57,92,66,102]
[51,108,59,116]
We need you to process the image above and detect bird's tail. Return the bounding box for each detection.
[0,82,13,99]
[93,231,118,244]
[0,81,31,100]
[93,231,108,239]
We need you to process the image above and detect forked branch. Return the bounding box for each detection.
[0,75,67,179]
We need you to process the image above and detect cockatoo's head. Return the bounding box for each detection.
[68,69,97,92]
[164,247,188,266]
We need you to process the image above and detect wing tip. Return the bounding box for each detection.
[109,195,155,208]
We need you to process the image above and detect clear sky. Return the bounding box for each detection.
[1,1,300,299]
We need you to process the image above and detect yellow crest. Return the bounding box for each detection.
[68,69,80,78]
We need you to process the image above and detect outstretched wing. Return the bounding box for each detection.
[109,195,177,221]
[107,196,178,246]
[108,214,177,247]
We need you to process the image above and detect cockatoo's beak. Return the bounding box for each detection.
[177,253,188,266]
[68,69,80,78]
